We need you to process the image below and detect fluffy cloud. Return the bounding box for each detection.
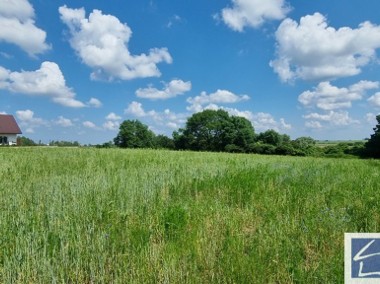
[368,92,380,107]
[365,113,378,124]
[55,116,73,127]
[87,98,102,108]
[251,112,291,132]
[225,107,292,132]
[59,6,172,81]
[187,89,250,112]
[0,61,85,107]
[103,112,122,131]
[125,101,146,117]
[125,101,187,131]
[0,0,50,55]
[106,112,122,121]
[16,109,47,133]
[271,13,380,82]
[103,120,120,131]
[303,111,359,128]
[305,121,322,129]
[83,121,97,129]
[219,0,290,32]
[136,79,191,100]
[299,81,379,110]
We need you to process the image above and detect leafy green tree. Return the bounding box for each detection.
[155,134,175,149]
[256,129,284,146]
[291,137,317,156]
[114,120,155,148]
[364,115,380,158]
[18,136,36,146]
[174,109,255,152]
[228,116,256,150]
[249,142,277,155]
[173,130,188,150]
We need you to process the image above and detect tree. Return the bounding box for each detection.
[249,142,277,155]
[114,120,156,148]
[173,109,255,152]
[155,134,175,149]
[18,136,36,146]
[256,129,284,146]
[228,116,256,150]
[364,115,380,158]
[49,140,80,147]
[291,137,317,156]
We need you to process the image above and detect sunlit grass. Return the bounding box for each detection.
[0,147,379,283]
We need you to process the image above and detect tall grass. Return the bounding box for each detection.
[0,148,379,283]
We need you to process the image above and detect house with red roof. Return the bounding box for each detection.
[0,115,22,146]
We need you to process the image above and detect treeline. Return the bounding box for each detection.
[17,110,379,159]
[112,110,379,159]
[17,137,80,147]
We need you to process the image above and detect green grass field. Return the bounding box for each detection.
[0,148,379,283]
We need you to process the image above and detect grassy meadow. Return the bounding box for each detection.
[0,147,379,283]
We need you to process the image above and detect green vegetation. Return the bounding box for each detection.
[114,120,156,148]
[173,109,255,152]
[49,140,80,147]
[18,136,37,146]
[109,110,378,159]
[1,147,379,283]
[18,111,379,159]
[363,114,380,158]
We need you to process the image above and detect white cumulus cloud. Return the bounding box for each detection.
[305,121,322,129]
[0,61,85,108]
[187,89,250,112]
[16,109,47,133]
[368,92,380,107]
[55,116,73,127]
[219,0,290,32]
[106,112,122,121]
[0,0,50,56]
[303,111,359,127]
[103,120,120,131]
[271,13,380,82]
[365,113,378,124]
[125,101,146,117]
[59,5,172,81]
[136,79,191,100]
[103,112,122,131]
[299,81,379,110]
[250,112,291,132]
[83,121,97,129]
[87,97,102,108]
[125,101,187,133]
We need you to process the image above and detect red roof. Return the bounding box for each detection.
[0,115,22,134]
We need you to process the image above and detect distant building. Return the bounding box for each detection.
[0,114,22,145]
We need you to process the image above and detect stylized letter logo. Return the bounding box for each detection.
[353,239,380,277]
[345,233,380,283]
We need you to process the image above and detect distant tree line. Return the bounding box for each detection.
[112,110,380,159]
[17,111,380,159]
[17,137,80,147]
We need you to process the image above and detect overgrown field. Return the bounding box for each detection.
[0,148,379,283]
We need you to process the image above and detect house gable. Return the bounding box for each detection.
[0,115,22,135]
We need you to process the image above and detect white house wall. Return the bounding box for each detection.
[0,134,17,145]
[8,134,17,145]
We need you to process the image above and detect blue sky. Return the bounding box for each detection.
[1,0,380,144]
